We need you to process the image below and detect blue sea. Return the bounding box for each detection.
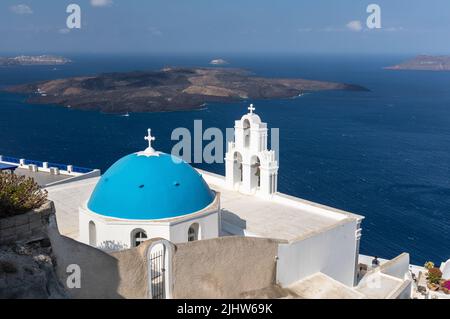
[0,54,449,265]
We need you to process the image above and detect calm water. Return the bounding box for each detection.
[0,54,449,265]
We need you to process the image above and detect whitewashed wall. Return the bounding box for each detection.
[170,212,219,243]
[79,206,219,251]
[379,253,410,279]
[79,209,170,250]
[276,219,359,287]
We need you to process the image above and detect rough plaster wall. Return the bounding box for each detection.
[48,226,123,299]
[48,220,152,299]
[50,218,282,299]
[110,243,150,298]
[172,236,280,299]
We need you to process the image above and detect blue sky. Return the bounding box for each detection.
[0,0,449,55]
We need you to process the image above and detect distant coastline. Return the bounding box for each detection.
[385,55,450,71]
[4,67,369,114]
[0,55,71,66]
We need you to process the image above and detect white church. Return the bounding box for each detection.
[41,104,418,298]
[79,104,281,249]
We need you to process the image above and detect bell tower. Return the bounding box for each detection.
[225,104,279,197]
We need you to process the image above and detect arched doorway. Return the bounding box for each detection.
[89,221,96,247]
[147,240,174,299]
[188,223,200,242]
[250,156,261,190]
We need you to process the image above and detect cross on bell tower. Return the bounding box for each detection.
[144,128,156,153]
[248,104,256,114]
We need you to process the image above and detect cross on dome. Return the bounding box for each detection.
[144,128,156,153]
[248,104,256,114]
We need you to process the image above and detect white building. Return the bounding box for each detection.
[79,130,220,250]
[79,104,281,250]
[42,104,415,298]
[76,105,364,286]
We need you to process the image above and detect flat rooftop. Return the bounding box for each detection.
[217,184,342,241]
[14,167,73,187]
[201,170,362,242]
[46,176,99,239]
[285,270,406,299]
[354,272,405,299]
[46,170,362,242]
[287,273,365,299]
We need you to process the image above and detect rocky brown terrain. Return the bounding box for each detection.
[6,67,369,113]
[0,240,69,299]
[385,55,450,71]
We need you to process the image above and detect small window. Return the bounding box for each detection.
[133,230,148,247]
[188,223,199,242]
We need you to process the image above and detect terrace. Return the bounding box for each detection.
[0,155,99,187]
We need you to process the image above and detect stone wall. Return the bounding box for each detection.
[48,217,156,299]
[48,228,282,299]
[0,201,54,244]
[4,204,285,299]
[172,236,281,299]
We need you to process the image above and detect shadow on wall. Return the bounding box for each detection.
[47,220,123,299]
[48,216,284,299]
[220,210,247,236]
[47,216,155,299]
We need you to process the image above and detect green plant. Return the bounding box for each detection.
[0,173,48,218]
[424,261,435,270]
[427,267,443,285]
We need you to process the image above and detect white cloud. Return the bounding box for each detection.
[90,0,113,7]
[346,20,363,32]
[10,4,33,15]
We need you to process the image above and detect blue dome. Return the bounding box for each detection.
[87,153,215,220]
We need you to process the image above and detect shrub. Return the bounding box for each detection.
[424,261,435,270]
[0,173,48,218]
[428,267,443,284]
